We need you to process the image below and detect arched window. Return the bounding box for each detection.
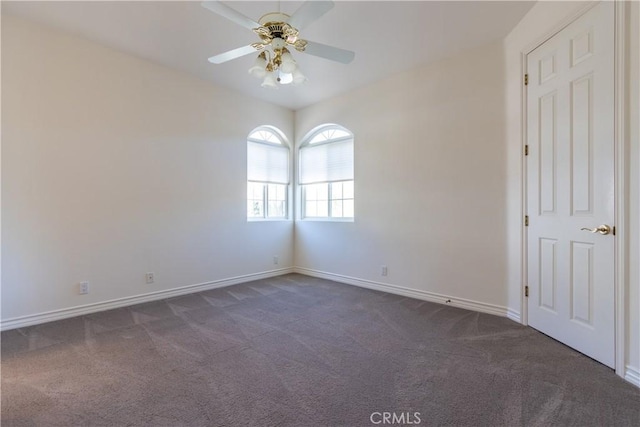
[299,124,354,219]
[247,126,290,219]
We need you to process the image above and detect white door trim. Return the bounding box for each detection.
[520,1,628,379]
[612,0,628,379]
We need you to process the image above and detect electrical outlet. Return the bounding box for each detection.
[79,281,89,295]
[273,256,279,265]
[145,272,154,284]
[381,265,388,276]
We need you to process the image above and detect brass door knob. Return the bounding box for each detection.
[580,224,612,235]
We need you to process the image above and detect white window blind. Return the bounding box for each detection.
[299,139,353,185]
[247,141,289,184]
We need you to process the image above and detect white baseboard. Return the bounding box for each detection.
[625,365,640,387]
[294,267,511,318]
[0,268,294,331]
[4,266,637,388]
[506,309,521,323]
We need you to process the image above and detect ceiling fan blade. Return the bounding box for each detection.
[303,40,355,64]
[287,1,334,30]
[201,1,260,30]
[208,45,259,64]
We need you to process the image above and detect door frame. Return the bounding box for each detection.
[520,1,628,379]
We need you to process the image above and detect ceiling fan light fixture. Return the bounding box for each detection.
[278,71,294,85]
[248,47,299,87]
[248,52,268,78]
[292,67,307,85]
[261,71,279,89]
[280,49,297,74]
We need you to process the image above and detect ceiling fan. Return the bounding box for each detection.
[201,1,355,87]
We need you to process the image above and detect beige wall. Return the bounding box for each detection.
[295,40,510,311]
[1,16,294,322]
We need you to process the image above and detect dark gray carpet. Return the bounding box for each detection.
[1,274,639,426]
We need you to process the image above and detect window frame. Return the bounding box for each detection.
[247,126,290,221]
[299,124,354,222]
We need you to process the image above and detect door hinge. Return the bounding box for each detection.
[525,215,529,226]
[524,145,529,156]
[525,286,529,297]
[524,74,529,86]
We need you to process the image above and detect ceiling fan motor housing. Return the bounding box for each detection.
[256,12,300,46]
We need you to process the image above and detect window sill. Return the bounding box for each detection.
[300,217,354,223]
[247,218,291,222]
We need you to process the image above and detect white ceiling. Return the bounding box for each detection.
[2,1,535,110]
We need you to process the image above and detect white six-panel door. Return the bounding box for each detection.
[527,1,615,368]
